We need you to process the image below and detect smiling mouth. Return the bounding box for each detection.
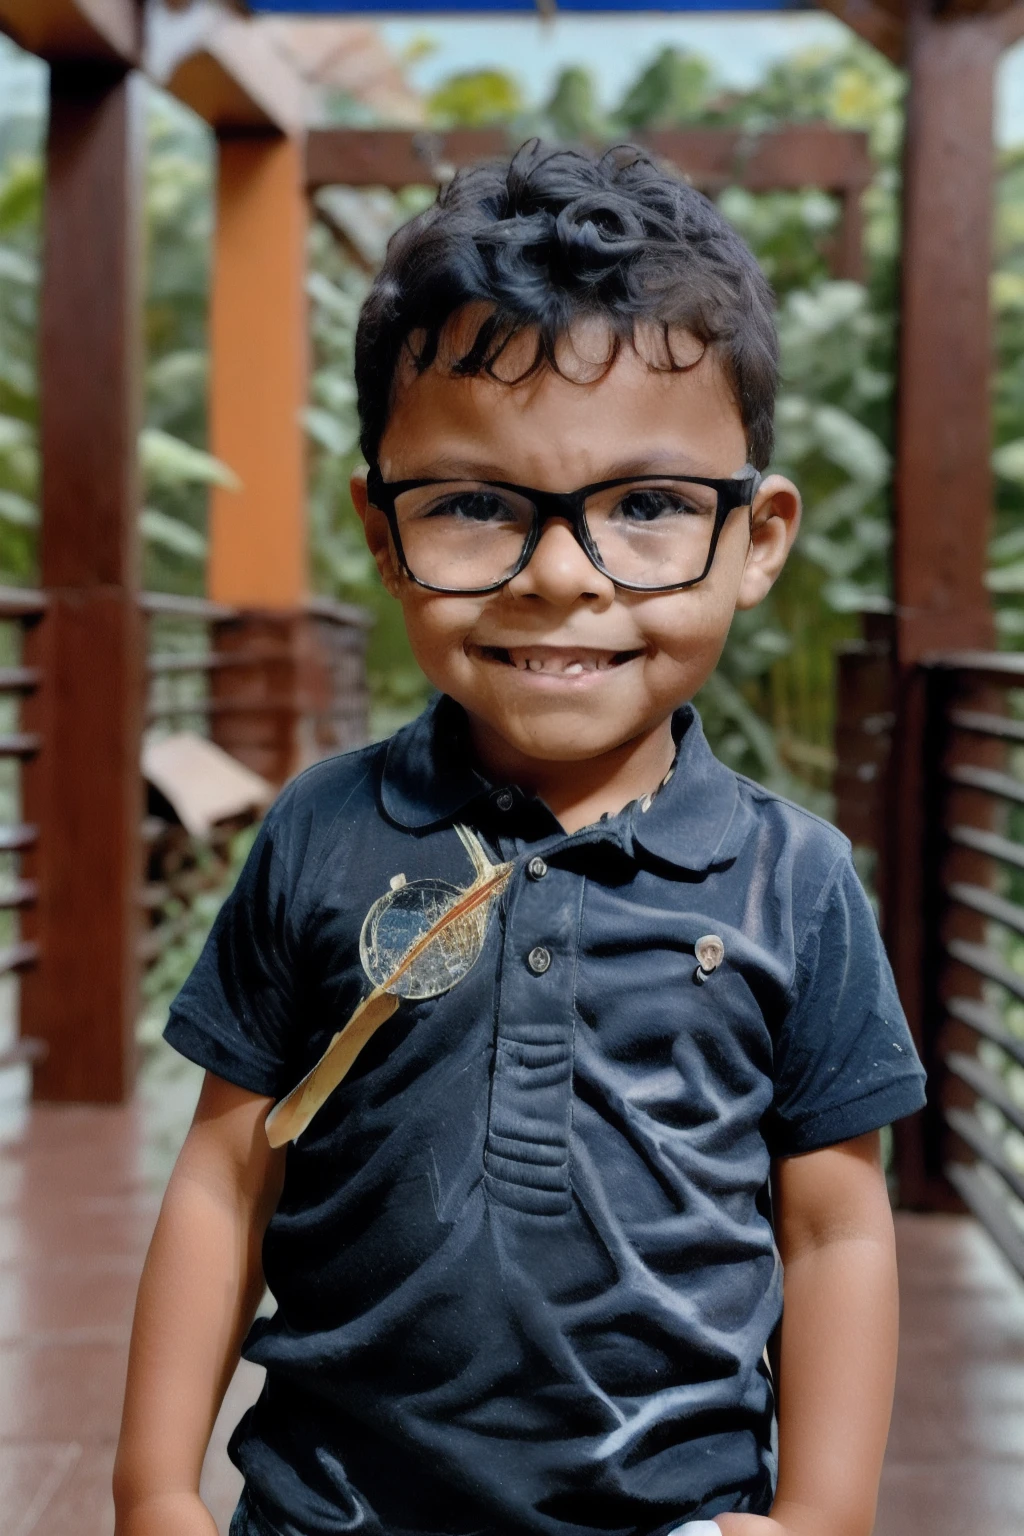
[475,645,645,675]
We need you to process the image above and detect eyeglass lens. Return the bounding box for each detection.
[393,480,724,591]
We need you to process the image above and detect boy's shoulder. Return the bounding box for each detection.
[721,767,872,955]
[258,737,392,884]
[269,736,389,824]
[665,707,853,890]
[732,769,852,865]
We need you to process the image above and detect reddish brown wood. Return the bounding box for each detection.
[21,64,145,1103]
[833,187,865,283]
[815,0,906,63]
[0,0,139,63]
[885,14,1004,1205]
[645,124,873,196]
[305,124,873,198]
[893,15,1000,665]
[211,603,371,788]
[832,630,895,856]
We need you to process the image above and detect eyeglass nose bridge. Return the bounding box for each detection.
[517,488,607,579]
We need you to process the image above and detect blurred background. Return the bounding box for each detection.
[2,2,1024,1533]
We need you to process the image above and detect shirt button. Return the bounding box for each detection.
[527,856,548,880]
[527,946,551,974]
[495,789,514,812]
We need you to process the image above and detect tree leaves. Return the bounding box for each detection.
[140,427,240,493]
[994,439,1024,486]
[140,507,207,560]
[616,47,711,131]
[428,70,524,129]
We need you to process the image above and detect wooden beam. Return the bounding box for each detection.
[306,127,506,192]
[208,133,308,608]
[893,13,1000,665]
[886,11,1003,1206]
[814,0,905,64]
[0,0,138,63]
[21,62,145,1102]
[305,124,874,197]
[145,0,306,134]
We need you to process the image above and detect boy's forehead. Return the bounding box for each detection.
[382,315,747,482]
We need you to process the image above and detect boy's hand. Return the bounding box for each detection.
[116,1489,219,1536]
[714,1518,787,1536]
[714,1509,827,1536]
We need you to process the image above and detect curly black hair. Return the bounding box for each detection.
[354,139,779,470]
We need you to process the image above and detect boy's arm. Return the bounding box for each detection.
[717,1130,899,1536]
[113,1073,287,1536]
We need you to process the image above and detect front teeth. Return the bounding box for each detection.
[521,655,600,673]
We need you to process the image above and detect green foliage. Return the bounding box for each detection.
[304,214,437,731]
[140,826,258,1025]
[991,146,1024,639]
[140,97,217,593]
[615,47,711,131]
[545,67,604,144]
[0,78,222,594]
[0,152,41,581]
[429,69,524,128]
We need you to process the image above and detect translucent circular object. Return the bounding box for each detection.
[359,877,489,999]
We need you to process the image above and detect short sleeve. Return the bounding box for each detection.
[763,851,927,1157]
[162,785,305,1097]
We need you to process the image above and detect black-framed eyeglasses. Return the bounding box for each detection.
[366,465,762,595]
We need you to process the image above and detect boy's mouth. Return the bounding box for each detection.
[475,645,645,675]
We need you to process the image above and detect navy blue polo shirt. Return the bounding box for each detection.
[165,697,925,1536]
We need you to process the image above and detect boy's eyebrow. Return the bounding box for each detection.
[391,452,732,483]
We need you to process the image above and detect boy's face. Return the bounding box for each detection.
[353,322,799,783]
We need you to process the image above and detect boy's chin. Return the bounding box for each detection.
[468,705,666,767]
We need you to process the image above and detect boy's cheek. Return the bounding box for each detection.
[396,595,482,678]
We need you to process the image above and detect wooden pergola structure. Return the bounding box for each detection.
[2,0,1024,1244]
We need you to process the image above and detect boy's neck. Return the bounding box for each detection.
[467,712,679,835]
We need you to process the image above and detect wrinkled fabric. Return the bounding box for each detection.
[167,698,925,1536]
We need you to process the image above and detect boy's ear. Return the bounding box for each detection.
[351,467,402,597]
[735,475,802,611]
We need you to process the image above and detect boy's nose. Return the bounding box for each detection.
[506,519,616,607]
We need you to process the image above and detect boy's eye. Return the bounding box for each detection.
[421,489,523,525]
[610,487,706,522]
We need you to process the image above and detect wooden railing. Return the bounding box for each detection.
[142,591,238,738]
[140,594,242,973]
[0,588,371,1092]
[0,586,47,1074]
[918,654,1024,1278]
[138,592,372,973]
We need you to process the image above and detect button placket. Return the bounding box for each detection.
[485,861,583,1217]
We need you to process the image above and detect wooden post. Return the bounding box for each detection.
[21,62,145,1102]
[206,130,345,784]
[893,12,999,666]
[886,11,1002,1204]
[208,132,308,611]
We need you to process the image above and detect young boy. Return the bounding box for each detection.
[114,142,926,1536]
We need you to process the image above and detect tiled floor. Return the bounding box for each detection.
[1,1066,1022,1536]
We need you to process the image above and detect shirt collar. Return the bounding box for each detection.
[379,694,751,873]
[380,694,490,830]
[625,705,752,871]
